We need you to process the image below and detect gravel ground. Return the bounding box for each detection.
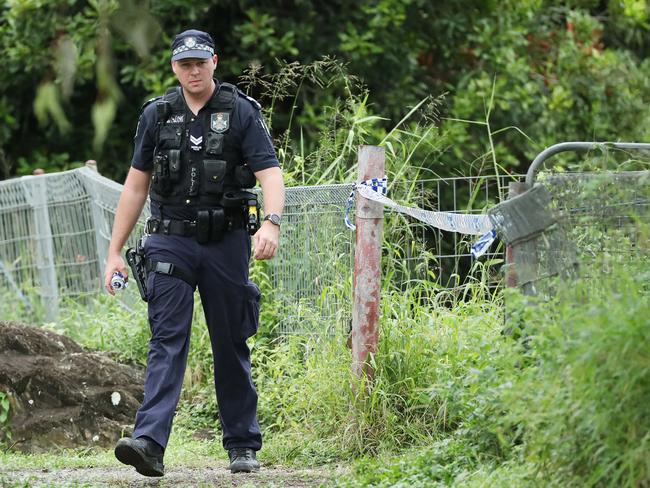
[0,462,342,487]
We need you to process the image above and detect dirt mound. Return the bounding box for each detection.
[0,320,144,452]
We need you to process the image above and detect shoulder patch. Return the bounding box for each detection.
[140,95,162,112]
[237,89,262,110]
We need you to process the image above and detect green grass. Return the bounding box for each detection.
[0,434,232,471]
[4,254,649,487]
[2,202,648,488]
[336,256,650,487]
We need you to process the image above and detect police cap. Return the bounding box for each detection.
[171,29,215,61]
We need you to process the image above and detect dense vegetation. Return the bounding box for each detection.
[1,1,649,486]
[2,247,648,486]
[2,0,650,181]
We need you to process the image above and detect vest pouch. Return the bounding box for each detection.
[205,132,224,156]
[156,100,172,122]
[168,149,181,182]
[202,159,227,194]
[234,165,256,188]
[158,125,182,149]
[152,152,171,194]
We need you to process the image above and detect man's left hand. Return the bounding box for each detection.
[253,221,280,260]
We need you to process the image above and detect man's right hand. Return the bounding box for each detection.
[104,252,129,295]
[102,167,152,295]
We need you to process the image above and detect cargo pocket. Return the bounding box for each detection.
[202,159,227,194]
[234,282,261,342]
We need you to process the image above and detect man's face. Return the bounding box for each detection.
[171,55,218,97]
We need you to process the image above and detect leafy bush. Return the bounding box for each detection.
[3,1,650,182]
[340,256,650,487]
[502,261,650,486]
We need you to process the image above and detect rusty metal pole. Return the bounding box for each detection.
[351,145,384,380]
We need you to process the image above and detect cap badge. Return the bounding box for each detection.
[184,37,197,48]
[211,113,230,133]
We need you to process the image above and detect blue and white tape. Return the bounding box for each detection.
[345,176,496,257]
[344,177,388,230]
[470,229,497,258]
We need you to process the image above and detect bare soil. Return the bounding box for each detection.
[0,320,144,452]
[0,462,341,487]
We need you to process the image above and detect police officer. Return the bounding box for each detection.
[103,29,285,476]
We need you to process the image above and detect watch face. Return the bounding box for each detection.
[266,214,281,225]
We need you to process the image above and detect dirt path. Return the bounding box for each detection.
[0,462,341,487]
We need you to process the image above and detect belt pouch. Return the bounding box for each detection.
[197,210,210,244]
[221,191,244,208]
[168,149,181,181]
[210,208,225,241]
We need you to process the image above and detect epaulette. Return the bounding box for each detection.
[237,89,262,110]
[140,95,162,112]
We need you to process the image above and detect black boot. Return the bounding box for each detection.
[228,447,260,473]
[114,436,165,477]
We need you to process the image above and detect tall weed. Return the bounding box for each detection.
[341,258,650,487]
[503,258,650,487]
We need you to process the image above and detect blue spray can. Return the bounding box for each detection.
[110,271,127,291]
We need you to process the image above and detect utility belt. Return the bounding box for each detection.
[148,191,259,244]
[125,191,259,303]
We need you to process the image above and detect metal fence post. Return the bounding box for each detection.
[80,168,111,292]
[351,145,384,379]
[23,177,59,321]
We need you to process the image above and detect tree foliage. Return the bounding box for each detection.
[1,0,650,181]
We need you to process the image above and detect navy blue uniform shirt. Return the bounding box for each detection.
[131,81,280,220]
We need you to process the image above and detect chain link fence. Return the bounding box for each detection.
[3,160,644,331]
[489,143,650,296]
[491,170,650,295]
[0,143,650,334]
[0,167,517,329]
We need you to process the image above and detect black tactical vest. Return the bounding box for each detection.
[149,82,255,207]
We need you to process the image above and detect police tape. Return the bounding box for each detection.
[344,177,497,258]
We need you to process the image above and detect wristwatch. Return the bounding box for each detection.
[263,213,282,227]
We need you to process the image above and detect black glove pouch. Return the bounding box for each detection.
[197,210,211,244]
[210,208,225,242]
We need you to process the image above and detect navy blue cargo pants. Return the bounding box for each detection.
[131,229,262,451]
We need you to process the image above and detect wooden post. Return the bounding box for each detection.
[503,181,529,334]
[505,182,528,288]
[85,159,98,172]
[351,145,384,379]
